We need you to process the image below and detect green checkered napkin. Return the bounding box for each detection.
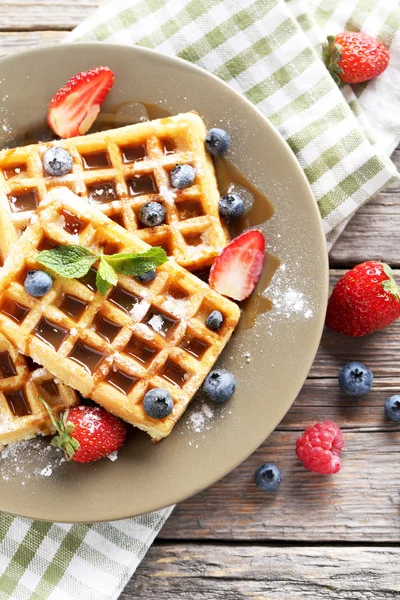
[1,1,400,598]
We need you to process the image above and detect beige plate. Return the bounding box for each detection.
[0,43,328,523]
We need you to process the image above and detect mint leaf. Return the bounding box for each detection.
[105,247,168,276]
[96,255,118,296]
[37,246,97,279]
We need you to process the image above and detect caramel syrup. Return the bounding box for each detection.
[8,189,38,213]
[213,157,279,326]
[0,351,17,378]
[106,370,138,395]
[59,294,88,320]
[161,360,188,388]
[122,144,147,163]
[125,336,157,365]
[128,174,158,197]
[1,299,30,324]
[81,151,111,170]
[180,335,209,359]
[2,100,280,330]
[5,389,31,417]
[214,157,274,233]
[62,210,85,236]
[34,318,68,351]
[237,253,281,331]
[144,307,179,338]
[69,340,106,374]
[93,314,122,343]
[108,287,140,314]
[40,379,58,397]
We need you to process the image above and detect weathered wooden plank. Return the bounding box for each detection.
[0,31,65,56]
[0,2,98,31]
[280,378,400,429]
[159,430,400,541]
[128,544,400,599]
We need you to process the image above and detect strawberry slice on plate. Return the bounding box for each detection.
[48,66,115,139]
[209,230,265,301]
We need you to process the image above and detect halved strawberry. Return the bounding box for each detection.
[48,66,115,139]
[209,230,265,301]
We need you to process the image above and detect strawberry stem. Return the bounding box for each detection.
[324,35,345,85]
[39,397,80,460]
[381,262,400,301]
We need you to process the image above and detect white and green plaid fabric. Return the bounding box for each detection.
[1,1,400,599]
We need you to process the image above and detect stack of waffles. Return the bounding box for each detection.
[0,113,240,446]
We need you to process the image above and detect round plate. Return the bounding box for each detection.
[0,43,328,522]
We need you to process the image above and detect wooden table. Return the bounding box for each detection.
[3,4,400,598]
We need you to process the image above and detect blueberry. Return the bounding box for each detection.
[203,368,235,403]
[136,270,156,283]
[143,388,173,419]
[170,164,196,189]
[43,147,73,176]
[219,193,244,221]
[385,395,400,422]
[206,310,224,331]
[339,362,373,396]
[24,270,53,297]
[139,202,166,227]
[205,128,230,156]
[254,463,281,492]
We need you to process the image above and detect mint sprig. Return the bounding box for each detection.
[37,245,168,295]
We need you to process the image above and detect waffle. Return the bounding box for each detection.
[0,188,240,440]
[0,112,228,271]
[0,332,78,449]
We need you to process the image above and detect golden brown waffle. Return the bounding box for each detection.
[0,112,228,270]
[0,332,78,449]
[0,188,240,440]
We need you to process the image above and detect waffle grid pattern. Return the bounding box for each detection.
[0,333,78,448]
[0,112,228,270]
[0,189,240,440]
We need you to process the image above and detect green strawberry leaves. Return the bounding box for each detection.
[37,244,168,295]
[381,262,400,301]
[323,35,345,86]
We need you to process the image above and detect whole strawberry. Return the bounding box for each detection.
[324,32,389,84]
[296,421,344,475]
[326,261,400,337]
[42,401,127,463]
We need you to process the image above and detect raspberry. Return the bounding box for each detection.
[296,421,344,475]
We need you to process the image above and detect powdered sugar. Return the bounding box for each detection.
[266,263,314,321]
[148,314,163,333]
[0,438,65,482]
[187,403,214,433]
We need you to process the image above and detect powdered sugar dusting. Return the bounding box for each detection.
[267,263,314,321]
[188,403,214,433]
[148,314,163,333]
[0,438,65,482]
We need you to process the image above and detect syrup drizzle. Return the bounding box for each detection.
[2,100,279,330]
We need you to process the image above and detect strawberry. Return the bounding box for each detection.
[326,261,400,337]
[324,32,389,84]
[48,66,115,139]
[209,230,265,301]
[42,401,127,463]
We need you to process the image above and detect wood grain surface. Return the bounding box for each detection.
[2,5,400,599]
[125,544,400,599]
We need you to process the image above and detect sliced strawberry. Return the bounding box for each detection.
[209,230,265,301]
[48,66,115,139]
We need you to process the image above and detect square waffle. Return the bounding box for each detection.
[0,332,78,449]
[0,187,240,440]
[0,112,228,271]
